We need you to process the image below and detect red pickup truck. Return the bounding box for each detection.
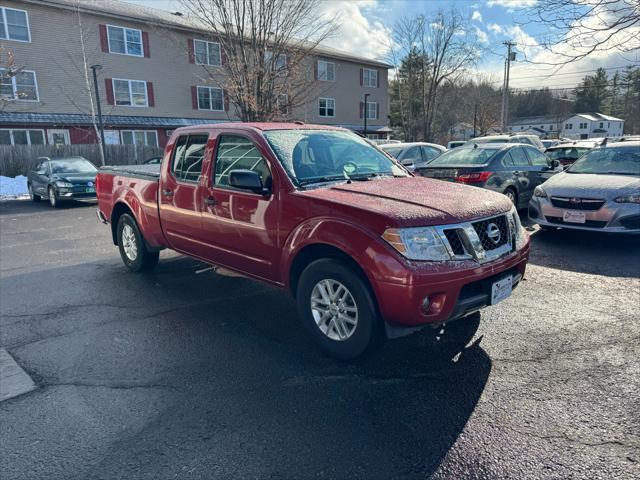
[96,123,529,359]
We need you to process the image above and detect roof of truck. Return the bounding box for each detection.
[173,122,351,134]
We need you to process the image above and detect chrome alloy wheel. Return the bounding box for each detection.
[121,224,138,261]
[310,279,358,341]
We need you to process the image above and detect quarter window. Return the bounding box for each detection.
[318,97,335,117]
[0,128,44,145]
[194,40,221,66]
[214,135,271,189]
[0,7,30,42]
[363,68,378,87]
[0,69,38,101]
[121,130,158,147]
[317,60,335,82]
[171,134,209,182]
[197,86,224,111]
[107,25,143,56]
[526,148,549,166]
[113,79,148,107]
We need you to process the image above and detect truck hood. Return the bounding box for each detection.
[542,171,640,198]
[297,176,512,227]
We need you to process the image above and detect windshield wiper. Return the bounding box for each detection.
[297,175,347,186]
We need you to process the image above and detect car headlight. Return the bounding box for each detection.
[614,195,640,204]
[382,227,450,261]
[533,186,548,198]
[55,181,73,188]
[509,206,528,250]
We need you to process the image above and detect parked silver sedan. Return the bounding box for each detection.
[529,141,640,233]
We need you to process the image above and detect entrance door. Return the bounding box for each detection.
[47,129,70,145]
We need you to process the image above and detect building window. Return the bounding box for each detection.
[0,128,45,145]
[0,7,30,42]
[549,125,553,130]
[0,68,38,101]
[599,122,604,128]
[113,79,148,107]
[265,51,287,71]
[197,86,224,111]
[317,60,335,82]
[107,25,143,56]
[318,97,335,117]
[121,130,158,147]
[194,40,221,66]
[565,123,572,130]
[366,101,377,120]
[363,68,378,87]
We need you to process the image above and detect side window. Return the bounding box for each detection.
[402,146,422,162]
[421,146,439,162]
[35,161,48,174]
[214,135,272,190]
[508,147,530,167]
[526,147,549,167]
[171,134,208,182]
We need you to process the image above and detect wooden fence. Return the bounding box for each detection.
[0,144,164,177]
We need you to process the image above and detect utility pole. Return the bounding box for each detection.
[500,41,516,133]
[473,103,478,138]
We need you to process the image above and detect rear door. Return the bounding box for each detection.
[158,132,211,256]
[502,147,532,201]
[399,146,422,171]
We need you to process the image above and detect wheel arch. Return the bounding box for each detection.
[110,201,134,246]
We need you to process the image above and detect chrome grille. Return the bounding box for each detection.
[472,215,510,251]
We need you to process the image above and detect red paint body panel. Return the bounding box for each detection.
[97,122,531,328]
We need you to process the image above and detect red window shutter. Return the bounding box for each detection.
[142,31,150,57]
[376,103,379,119]
[105,78,114,105]
[224,90,229,111]
[314,61,318,80]
[191,86,198,109]
[99,24,109,52]
[360,68,363,86]
[188,39,195,64]
[359,102,364,119]
[146,82,155,107]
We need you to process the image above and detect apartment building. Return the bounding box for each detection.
[0,0,392,148]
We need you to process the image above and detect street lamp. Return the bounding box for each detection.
[90,64,107,164]
[363,93,370,138]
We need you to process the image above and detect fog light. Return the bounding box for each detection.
[421,293,446,315]
[421,297,431,314]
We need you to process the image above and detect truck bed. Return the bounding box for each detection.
[99,164,160,180]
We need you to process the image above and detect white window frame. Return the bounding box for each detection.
[266,50,287,71]
[318,97,335,118]
[363,68,378,87]
[120,130,159,147]
[0,68,39,102]
[112,78,148,107]
[317,60,335,82]
[0,128,45,145]
[47,129,70,145]
[0,7,31,43]
[193,39,221,66]
[197,86,224,111]
[366,101,377,120]
[107,24,144,57]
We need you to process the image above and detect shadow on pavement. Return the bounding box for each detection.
[0,199,97,215]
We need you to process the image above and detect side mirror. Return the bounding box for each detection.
[228,169,268,194]
[401,159,414,167]
[549,159,560,169]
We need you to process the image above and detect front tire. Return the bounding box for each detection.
[504,187,518,207]
[48,186,59,208]
[117,213,159,272]
[296,258,382,360]
[28,183,41,202]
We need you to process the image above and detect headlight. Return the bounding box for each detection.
[382,227,450,261]
[533,186,547,198]
[614,195,640,204]
[509,206,528,250]
[55,181,73,188]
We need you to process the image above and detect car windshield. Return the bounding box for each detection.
[381,146,404,158]
[567,146,640,175]
[50,158,97,174]
[546,147,589,161]
[426,146,501,166]
[264,129,408,186]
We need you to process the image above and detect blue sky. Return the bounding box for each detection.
[125,0,638,89]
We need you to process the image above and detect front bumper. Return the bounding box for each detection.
[373,240,530,329]
[529,196,640,234]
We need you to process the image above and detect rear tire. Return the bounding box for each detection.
[28,183,41,202]
[296,258,383,360]
[117,213,159,272]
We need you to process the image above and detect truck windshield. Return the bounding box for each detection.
[264,130,407,186]
[426,146,501,166]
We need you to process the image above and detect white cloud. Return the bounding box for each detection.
[475,27,489,45]
[488,23,503,34]
[471,10,483,22]
[505,25,541,59]
[486,0,537,10]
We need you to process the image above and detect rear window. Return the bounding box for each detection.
[381,146,403,158]
[428,146,500,166]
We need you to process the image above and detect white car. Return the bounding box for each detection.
[529,141,640,233]
[379,142,447,171]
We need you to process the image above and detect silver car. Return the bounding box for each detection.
[529,141,640,233]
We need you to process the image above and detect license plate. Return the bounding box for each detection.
[562,210,586,224]
[86,187,95,193]
[491,275,512,305]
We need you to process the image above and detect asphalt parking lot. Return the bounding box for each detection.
[1,199,639,480]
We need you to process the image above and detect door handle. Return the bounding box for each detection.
[162,189,173,197]
[204,197,217,206]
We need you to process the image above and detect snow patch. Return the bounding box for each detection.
[0,175,29,199]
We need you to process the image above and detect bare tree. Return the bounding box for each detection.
[0,45,23,112]
[523,0,640,64]
[179,0,338,122]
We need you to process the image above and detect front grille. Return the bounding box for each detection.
[472,215,510,251]
[545,216,608,228]
[443,229,466,255]
[550,196,605,211]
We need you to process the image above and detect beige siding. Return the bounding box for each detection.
[2,0,389,127]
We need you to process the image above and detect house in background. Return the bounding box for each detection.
[507,115,561,138]
[508,112,625,140]
[0,0,392,148]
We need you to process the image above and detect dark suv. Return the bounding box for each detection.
[416,143,562,208]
